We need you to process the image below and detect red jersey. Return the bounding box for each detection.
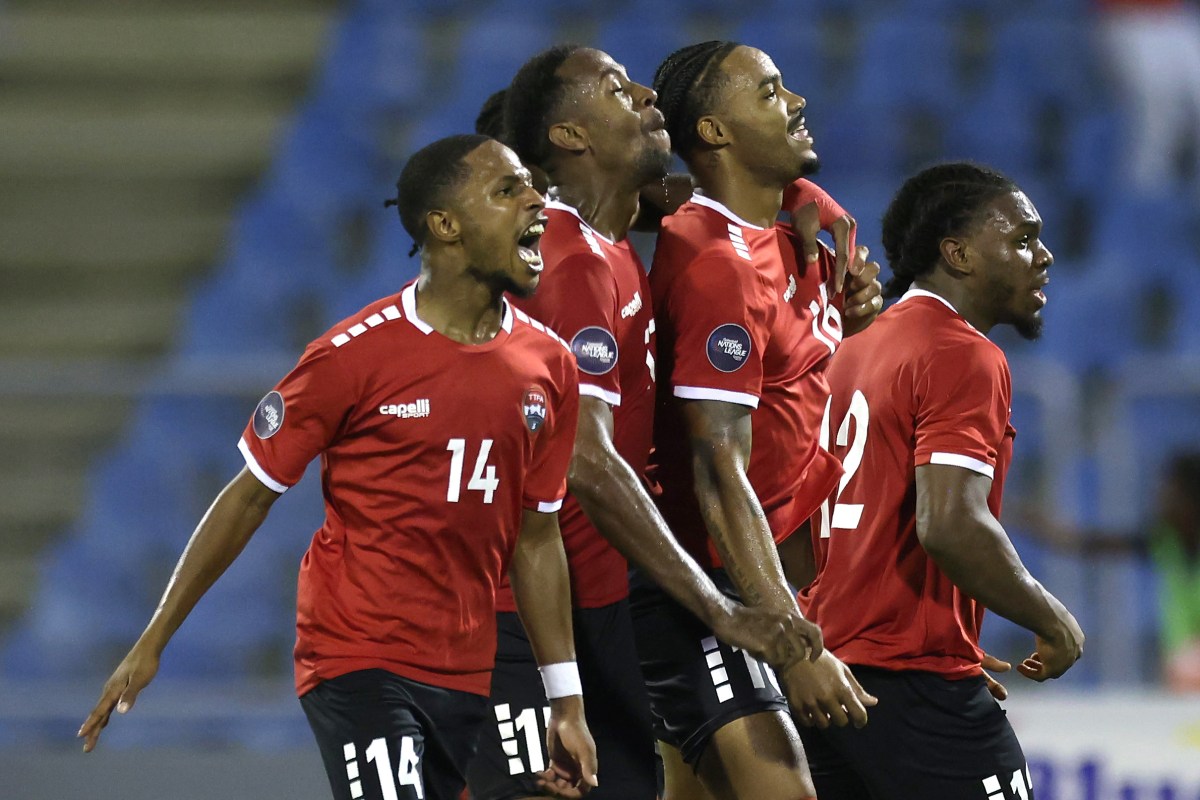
[498,201,657,609]
[650,194,844,568]
[238,281,579,697]
[800,290,1016,678]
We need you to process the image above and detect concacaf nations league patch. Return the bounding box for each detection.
[253,391,285,439]
[523,387,548,432]
[570,326,618,376]
[706,324,752,372]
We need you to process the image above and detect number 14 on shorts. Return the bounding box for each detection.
[343,737,424,800]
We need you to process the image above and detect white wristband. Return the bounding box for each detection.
[539,662,582,699]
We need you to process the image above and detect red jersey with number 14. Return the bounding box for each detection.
[238,281,579,697]
[499,200,657,609]
[650,194,844,568]
[801,289,1016,678]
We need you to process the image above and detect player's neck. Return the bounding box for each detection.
[550,166,639,242]
[693,162,783,229]
[413,271,507,345]
[912,279,996,334]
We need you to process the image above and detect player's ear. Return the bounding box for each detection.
[425,209,461,245]
[696,114,728,147]
[939,236,972,278]
[548,121,588,154]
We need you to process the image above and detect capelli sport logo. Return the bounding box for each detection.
[253,391,285,439]
[523,388,548,432]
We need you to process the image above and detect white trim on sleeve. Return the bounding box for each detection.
[673,385,760,409]
[928,452,995,479]
[579,384,622,406]
[537,499,564,513]
[238,438,290,494]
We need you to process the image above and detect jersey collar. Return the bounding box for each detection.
[689,193,767,231]
[401,282,513,337]
[899,286,986,337]
[544,198,616,245]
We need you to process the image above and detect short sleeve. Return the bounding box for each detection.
[524,252,622,406]
[238,342,355,492]
[522,358,580,512]
[913,342,1011,478]
[657,255,768,408]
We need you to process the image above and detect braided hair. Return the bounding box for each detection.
[653,41,740,160]
[504,45,583,168]
[384,134,490,256]
[880,162,1018,298]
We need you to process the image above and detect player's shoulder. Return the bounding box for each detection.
[508,303,575,364]
[313,291,409,356]
[655,196,741,264]
[543,202,617,268]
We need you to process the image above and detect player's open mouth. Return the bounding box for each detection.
[1033,276,1048,307]
[788,115,812,144]
[517,218,546,272]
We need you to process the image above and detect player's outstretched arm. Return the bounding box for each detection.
[916,464,1085,681]
[509,509,598,797]
[77,467,280,752]
[569,396,821,669]
[682,399,876,727]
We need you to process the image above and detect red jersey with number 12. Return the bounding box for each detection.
[500,200,657,609]
[801,290,1016,678]
[238,281,579,697]
[650,194,844,568]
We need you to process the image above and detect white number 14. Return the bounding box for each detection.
[446,438,499,504]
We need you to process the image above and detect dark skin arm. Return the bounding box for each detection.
[509,509,598,795]
[78,467,280,752]
[684,399,876,727]
[569,396,821,668]
[916,464,1085,680]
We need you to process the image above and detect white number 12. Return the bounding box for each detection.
[817,390,870,538]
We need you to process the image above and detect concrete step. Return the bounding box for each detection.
[0,296,182,358]
[0,9,331,85]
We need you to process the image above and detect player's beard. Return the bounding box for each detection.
[987,274,1044,341]
[632,143,672,188]
[1013,313,1044,341]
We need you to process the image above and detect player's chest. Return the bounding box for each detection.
[349,350,557,455]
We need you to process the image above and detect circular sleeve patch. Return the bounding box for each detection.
[706,324,752,372]
[253,390,286,439]
[570,326,619,376]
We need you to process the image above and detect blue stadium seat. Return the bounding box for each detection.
[313,7,428,121]
[1063,110,1118,195]
[854,16,959,114]
[594,12,693,89]
[987,17,1095,111]
[942,85,1039,175]
[453,14,558,92]
[1035,268,1139,373]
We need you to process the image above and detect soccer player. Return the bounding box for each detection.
[640,41,883,800]
[798,163,1085,799]
[77,135,599,800]
[466,46,827,800]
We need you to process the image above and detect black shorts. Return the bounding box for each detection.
[301,668,488,800]
[466,600,657,800]
[799,665,1034,800]
[628,567,789,767]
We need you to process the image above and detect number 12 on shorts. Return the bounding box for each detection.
[816,390,869,539]
[343,737,424,800]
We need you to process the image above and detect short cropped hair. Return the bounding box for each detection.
[386,134,491,253]
[504,45,583,168]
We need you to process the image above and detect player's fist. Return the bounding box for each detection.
[77,643,160,753]
[1019,614,1084,681]
[537,696,598,798]
[780,650,877,730]
[713,602,823,669]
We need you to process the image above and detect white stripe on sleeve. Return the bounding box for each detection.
[238,438,290,493]
[928,452,995,479]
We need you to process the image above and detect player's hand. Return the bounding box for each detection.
[536,696,598,798]
[712,602,822,668]
[790,201,857,292]
[77,643,160,753]
[981,653,1012,700]
[1019,615,1085,681]
[842,245,883,336]
[779,650,878,730]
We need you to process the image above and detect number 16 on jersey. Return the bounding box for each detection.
[816,390,869,539]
